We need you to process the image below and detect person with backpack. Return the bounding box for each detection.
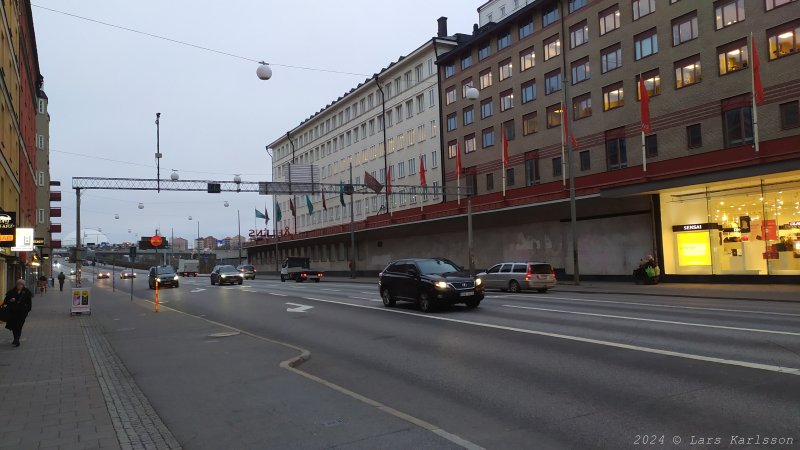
[1,279,33,347]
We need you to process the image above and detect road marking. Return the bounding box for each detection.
[269,292,287,297]
[350,296,383,302]
[241,289,258,293]
[287,302,314,313]
[320,288,341,292]
[360,291,377,295]
[502,304,800,337]
[295,296,800,376]
[502,294,800,317]
[190,288,206,293]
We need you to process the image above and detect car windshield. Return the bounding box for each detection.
[219,266,238,273]
[155,267,175,275]
[416,259,461,275]
[240,265,254,270]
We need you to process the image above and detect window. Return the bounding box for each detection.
[525,157,540,185]
[500,90,514,111]
[431,120,438,136]
[675,55,702,88]
[429,89,436,107]
[687,124,702,148]
[599,5,621,35]
[446,86,457,105]
[645,134,658,157]
[479,69,493,89]
[519,19,534,39]
[552,157,563,177]
[444,64,456,78]
[520,47,536,71]
[479,44,491,60]
[634,29,658,60]
[38,208,45,224]
[486,173,495,191]
[545,69,561,95]
[672,12,698,46]
[722,97,754,147]
[523,112,538,135]
[636,70,661,99]
[579,150,591,171]
[544,35,561,61]
[415,64,423,82]
[521,80,537,103]
[767,21,800,60]
[482,128,496,148]
[546,104,562,128]
[416,94,425,113]
[571,57,590,84]
[481,98,494,118]
[448,140,458,158]
[465,134,477,153]
[603,83,624,111]
[461,54,473,70]
[573,94,592,119]
[447,113,457,132]
[431,151,438,168]
[543,5,559,27]
[506,168,515,186]
[36,134,45,149]
[503,120,516,141]
[715,0,744,29]
[601,44,622,73]
[632,0,655,20]
[464,106,475,125]
[499,59,513,81]
[780,101,800,129]
[498,31,512,50]
[37,99,45,114]
[569,0,588,13]
[408,158,416,175]
[570,21,588,49]
[718,40,749,75]
[605,129,627,170]
[396,105,403,123]
[398,161,406,177]
[462,78,474,98]
[766,0,798,10]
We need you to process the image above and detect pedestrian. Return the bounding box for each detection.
[2,279,33,347]
[57,272,66,291]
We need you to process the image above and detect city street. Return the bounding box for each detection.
[70,264,800,449]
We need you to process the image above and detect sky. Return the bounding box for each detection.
[33,0,477,246]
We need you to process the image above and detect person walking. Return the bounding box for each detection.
[57,272,66,291]
[2,279,33,347]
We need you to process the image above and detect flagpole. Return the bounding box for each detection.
[560,102,566,186]
[502,159,506,197]
[640,73,647,172]
[750,32,760,153]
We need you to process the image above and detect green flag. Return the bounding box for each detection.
[255,208,266,219]
[276,203,282,222]
[306,195,314,215]
[339,181,346,207]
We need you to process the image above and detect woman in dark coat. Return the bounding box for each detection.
[3,279,32,347]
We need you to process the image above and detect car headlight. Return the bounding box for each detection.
[435,281,448,289]
[156,278,162,282]
[221,274,226,278]
[173,275,179,281]
[475,278,482,286]
[239,274,244,277]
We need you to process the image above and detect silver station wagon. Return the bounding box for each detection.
[478,262,557,293]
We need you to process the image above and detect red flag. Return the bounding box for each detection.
[571,134,580,149]
[502,128,509,166]
[386,166,392,194]
[752,37,765,105]
[419,157,427,187]
[639,76,651,134]
[363,171,383,194]
[455,142,462,179]
[321,191,327,210]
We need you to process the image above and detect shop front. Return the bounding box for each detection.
[659,171,800,277]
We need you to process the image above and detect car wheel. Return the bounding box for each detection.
[465,298,480,309]
[508,280,521,293]
[211,278,215,285]
[175,282,179,288]
[252,276,255,280]
[381,289,396,307]
[537,288,548,293]
[418,291,434,313]
[238,280,243,285]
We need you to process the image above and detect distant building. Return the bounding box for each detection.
[199,236,217,250]
[172,237,188,252]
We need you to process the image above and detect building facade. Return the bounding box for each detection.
[268,36,458,236]
[35,85,53,277]
[172,237,189,252]
[478,0,537,26]
[437,0,800,278]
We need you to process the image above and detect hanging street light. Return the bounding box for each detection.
[256,62,272,80]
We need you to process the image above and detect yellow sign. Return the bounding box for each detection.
[676,231,711,266]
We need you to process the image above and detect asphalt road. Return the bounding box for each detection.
[70,264,800,449]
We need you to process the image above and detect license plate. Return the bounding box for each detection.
[459,291,474,297]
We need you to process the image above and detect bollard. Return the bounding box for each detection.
[155,279,159,313]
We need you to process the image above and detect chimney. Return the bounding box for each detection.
[473,23,479,35]
[437,17,448,37]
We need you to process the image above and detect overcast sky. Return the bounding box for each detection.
[33,1,476,245]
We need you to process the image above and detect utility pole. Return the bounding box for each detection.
[237,209,242,266]
[75,188,81,286]
[155,113,162,193]
[349,162,355,279]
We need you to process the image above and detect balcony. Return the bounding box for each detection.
[50,191,61,202]
[50,207,61,217]
[49,223,61,233]
[50,240,61,249]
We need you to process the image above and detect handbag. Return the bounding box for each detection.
[0,304,9,323]
[644,266,656,278]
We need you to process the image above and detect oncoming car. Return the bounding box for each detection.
[97,272,111,279]
[378,258,484,312]
[210,265,244,285]
[148,266,179,289]
[120,270,136,279]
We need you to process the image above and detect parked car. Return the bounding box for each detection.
[148,266,179,289]
[69,268,76,276]
[120,270,136,279]
[210,265,244,285]
[479,262,556,293]
[378,258,484,312]
[237,264,256,280]
[97,272,111,279]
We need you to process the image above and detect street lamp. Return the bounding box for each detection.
[224,201,230,207]
[170,170,179,181]
[465,86,480,101]
[138,203,144,210]
[256,63,273,80]
[114,214,119,219]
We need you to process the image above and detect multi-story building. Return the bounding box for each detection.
[35,83,53,277]
[172,237,189,252]
[196,236,217,251]
[437,0,800,278]
[478,0,537,26]
[268,34,458,237]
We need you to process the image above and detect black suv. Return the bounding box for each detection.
[378,258,484,312]
[210,265,244,285]
[148,266,179,289]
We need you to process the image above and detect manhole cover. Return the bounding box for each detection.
[207,331,240,338]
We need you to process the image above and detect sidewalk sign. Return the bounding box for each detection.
[70,288,91,315]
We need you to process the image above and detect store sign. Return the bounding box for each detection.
[676,231,712,266]
[0,211,16,247]
[33,237,45,247]
[761,219,777,241]
[11,228,34,251]
[788,221,800,228]
[248,228,272,239]
[672,223,719,232]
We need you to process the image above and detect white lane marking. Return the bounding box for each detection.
[320,288,341,292]
[190,288,206,293]
[296,296,800,376]
[269,292,287,297]
[502,294,800,318]
[360,291,377,295]
[241,289,258,293]
[502,304,800,337]
[286,302,314,313]
[350,296,383,302]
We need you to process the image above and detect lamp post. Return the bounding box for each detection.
[266,147,279,274]
[464,86,480,277]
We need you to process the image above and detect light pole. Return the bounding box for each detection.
[155,113,162,193]
[464,86,480,277]
[266,147,279,274]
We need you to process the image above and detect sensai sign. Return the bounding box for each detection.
[0,211,16,247]
[11,228,34,251]
[672,223,720,232]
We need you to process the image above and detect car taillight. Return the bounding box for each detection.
[317,273,323,277]
[525,267,532,281]
[551,269,557,280]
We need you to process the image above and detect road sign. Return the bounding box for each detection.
[129,246,137,260]
[150,235,163,247]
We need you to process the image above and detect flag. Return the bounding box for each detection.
[305,195,314,215]
[289,198,296,217]
[455,142,462,179]
[322,191,328,210]
[264,204,269,224]
[276,203,282,222]
[364,171,383,194]
[419,157,427,187]
[639,75,651,134]
[571,134,580,149]
[502,128,509,166]
[339,181,346,207]
[386,167,392,194]
[752,35,764,106]
[255,208,266,219]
